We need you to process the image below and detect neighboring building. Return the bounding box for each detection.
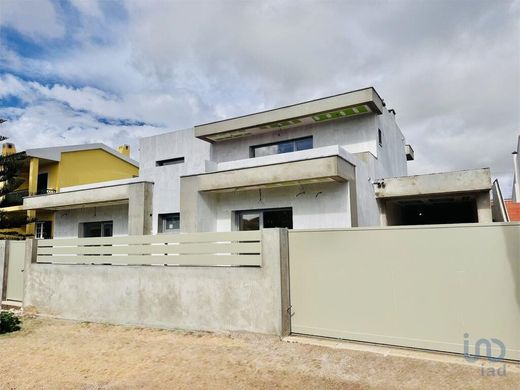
[24,87,496,236]
[5,143,139,238]
[505,135,520,221]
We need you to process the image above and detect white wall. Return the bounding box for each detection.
[214,182,351,231]
[139,108,409,231]
[374,109,408,178]
[139,128,212,233]
[53,204,129,238]
[211,114,378,163]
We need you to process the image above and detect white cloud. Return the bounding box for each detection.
[0,0,519,196]
[0,0,64,40]
[69,0,102,19]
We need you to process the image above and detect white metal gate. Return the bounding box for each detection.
[5,241,26,302]
[288,224,520,360]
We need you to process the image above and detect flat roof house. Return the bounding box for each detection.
[24,87,495,237]
[15,144,140,239]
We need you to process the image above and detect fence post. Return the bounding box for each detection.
[0,241,7,303]
[22,239,37,306]
[278,228,291,337]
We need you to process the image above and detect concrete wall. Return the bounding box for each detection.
[374,109,408,178]
[23,229,290,336]
[142,108,408,232]
[213,182,351,231]
[139,128,212,234]
[54,204,129,238]
[211,114,379,163]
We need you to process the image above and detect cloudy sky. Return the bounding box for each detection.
[0,0,519,194]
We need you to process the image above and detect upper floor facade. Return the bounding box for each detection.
[2,143,138,238]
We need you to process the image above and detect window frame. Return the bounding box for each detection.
[234,207,293,230]
[378,128,383,147]
[158,213,180,234]
[80,221,114,238]
[156,157,185,167]
[250,136,313,158]
[35,221,52,239]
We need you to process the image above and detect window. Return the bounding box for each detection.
[159,213,180,233]
[236,208,293,230]
[37,173,48,194]
[251,137,313,158]
[35,221,52,239]
[378,129,383,147]
[156,157,185,167]
[81,221,113,238]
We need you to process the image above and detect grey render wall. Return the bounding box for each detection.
[54,204,129,238]
[139,128,212,234]
[23,229,288,335]
[210,114,379,163]
[138,108,408,232]
[214,182,351,230]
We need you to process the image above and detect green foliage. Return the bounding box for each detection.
[0,311,22,334]
[0,135,32,237]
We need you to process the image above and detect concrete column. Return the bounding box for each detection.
[476,192,493,223]
[378,200,388,226]
[26,157,40,236]
[278,228,291,336]
[128,182,153,235]
[22,239,36,307]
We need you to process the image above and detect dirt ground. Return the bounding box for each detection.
[0,317,518,390]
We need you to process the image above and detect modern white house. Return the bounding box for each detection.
[23,87,494,238]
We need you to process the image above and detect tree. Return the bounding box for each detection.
[0,121,32,239]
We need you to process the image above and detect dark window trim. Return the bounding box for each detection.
[80,221,114,238]
[378,128,383,147]
[158,212,180,233]
[234,207,293,230]
[250,136,313,158]
[156,157,185,167]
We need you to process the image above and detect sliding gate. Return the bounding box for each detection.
[288,224,520,360]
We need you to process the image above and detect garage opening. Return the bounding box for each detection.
[384,196,478,226]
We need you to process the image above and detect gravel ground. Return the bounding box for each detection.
[0,317,518,389]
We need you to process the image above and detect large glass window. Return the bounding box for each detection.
[251,137,312,158]
[81,221,113,237]
[158,213,180,233]
[236,208,293,230]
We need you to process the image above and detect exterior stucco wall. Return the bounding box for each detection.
[214,182,351,231]
[53,204,129,238]
[141,108,408,232]
[139,128,212,234]
[211,114,378,163]
[374,110,408,178]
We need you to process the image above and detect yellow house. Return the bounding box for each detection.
[0,143,138,239]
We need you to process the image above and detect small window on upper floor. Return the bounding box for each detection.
[378,129,383,147]
[156,157,185,167]
[251,136,313,158]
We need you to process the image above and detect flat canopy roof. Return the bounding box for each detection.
[195,87,384,143]
[374,168,492,199]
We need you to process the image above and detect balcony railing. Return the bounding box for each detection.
[0,188,56,208]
